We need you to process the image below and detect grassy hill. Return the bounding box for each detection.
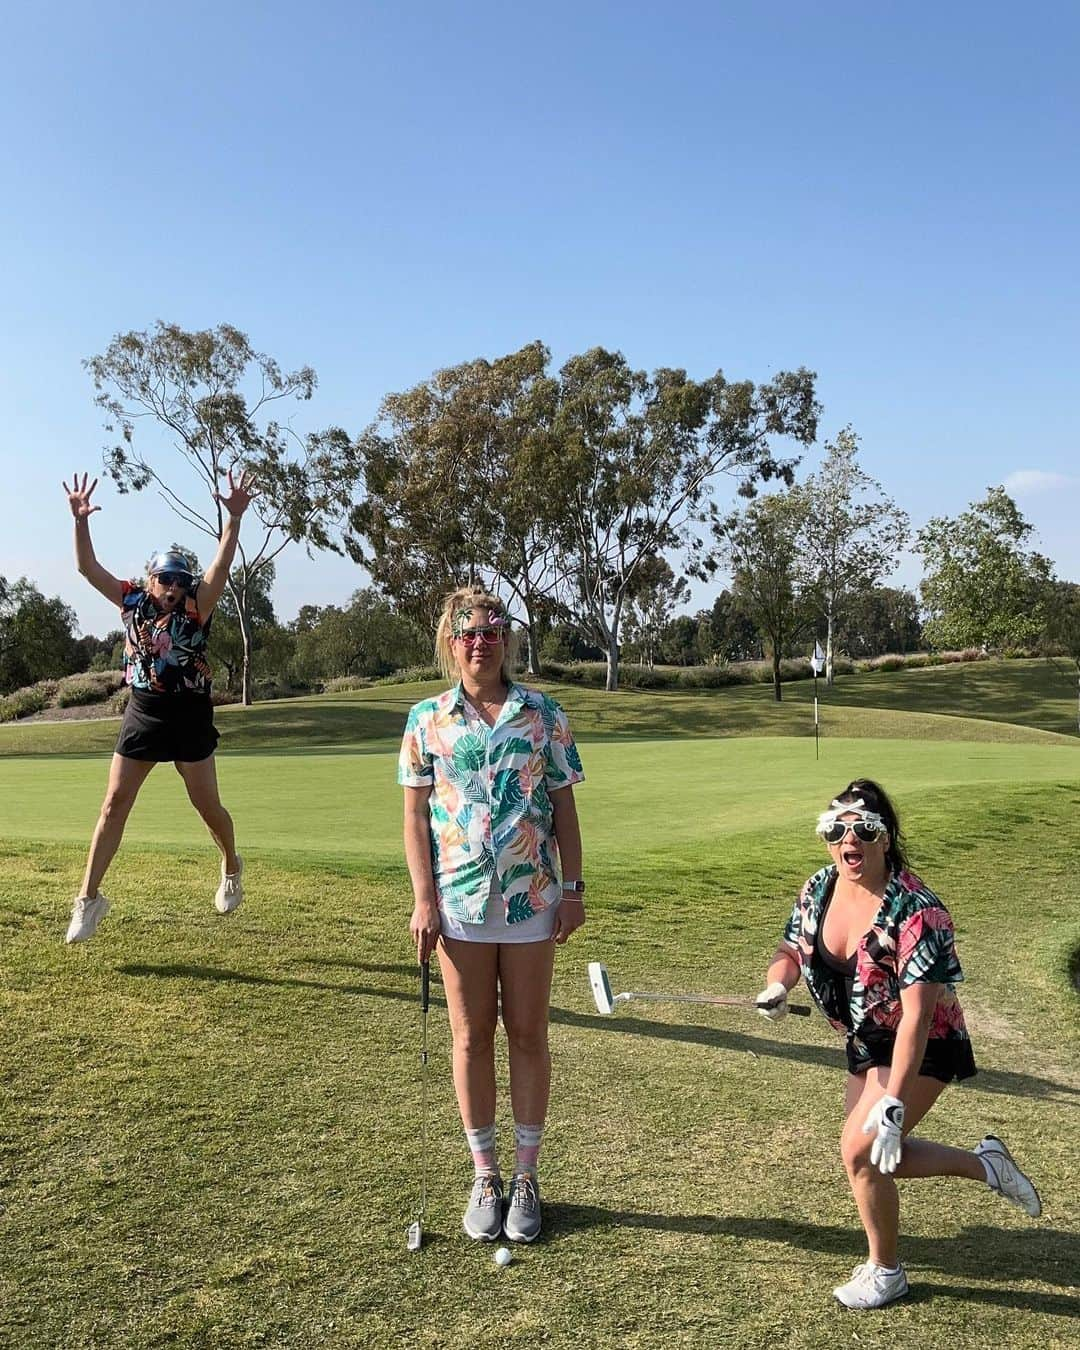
[1,657,1077,758]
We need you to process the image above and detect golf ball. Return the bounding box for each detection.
[494,1246,512,1267]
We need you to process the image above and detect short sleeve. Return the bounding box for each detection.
[120,581,142,611]
[543,700,585,789]
[897,905,963,987]
[398,706,434,786]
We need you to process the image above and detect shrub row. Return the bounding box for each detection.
[373,665,442,686]
[532,649,997,690]
[1,672,125,722]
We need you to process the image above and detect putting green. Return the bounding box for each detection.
[5,736,1078,868]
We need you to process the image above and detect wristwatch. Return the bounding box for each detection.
[561,879,586,894]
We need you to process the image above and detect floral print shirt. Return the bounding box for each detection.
[120,582,213,696]
[398,683,585,924]
[782,865,970,1071]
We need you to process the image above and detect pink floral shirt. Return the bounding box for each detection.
[781,865,970,1070]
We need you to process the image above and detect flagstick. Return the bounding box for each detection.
[813,669,819,760]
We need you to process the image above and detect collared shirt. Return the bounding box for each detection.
[119,582,213,695]
[398,682,584,924]
[782,865,970,1071]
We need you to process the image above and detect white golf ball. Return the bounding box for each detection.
[494,1246,512,1267]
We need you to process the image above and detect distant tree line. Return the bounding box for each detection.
[5,325,1074,704]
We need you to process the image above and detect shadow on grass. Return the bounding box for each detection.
[116,962,442,1007]
[114,964,1077,1104]
[546,1208,1079,1311]
[549,1007,1080,1102]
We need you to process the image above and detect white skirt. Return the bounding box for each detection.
[439,875,558,944]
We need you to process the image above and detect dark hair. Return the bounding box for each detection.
[832,778,909,874]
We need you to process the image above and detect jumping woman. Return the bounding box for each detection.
[63,469,257,943]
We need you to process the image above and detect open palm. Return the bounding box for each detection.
[62,472,102,519]
[215,467,259,517]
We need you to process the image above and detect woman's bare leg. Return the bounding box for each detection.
[841,1067,985,1268]
[437,937,500,1130]
[80,754,157,896]
[174,755,238,871]
[498,939,556,1129]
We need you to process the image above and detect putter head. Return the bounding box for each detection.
[406,1221,422,1252]
[588,961,616,1015]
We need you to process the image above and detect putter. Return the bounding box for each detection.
[588,961,811,1017]
[406,960,431,1252]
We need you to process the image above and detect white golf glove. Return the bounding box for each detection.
[755,981,789,1021]
[862,1094,905,1174]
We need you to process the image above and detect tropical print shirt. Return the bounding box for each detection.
[119,582,213,696]
[781,865,970,1070]
[398,683,585,924]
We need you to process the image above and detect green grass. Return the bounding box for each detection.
[1,657,1077,758]
[1,673,1078,1347]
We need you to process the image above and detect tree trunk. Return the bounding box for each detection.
[826,604,835,687]
[522,595,542,676]
[605,630,620,691]
[236,589,254,706]
[772,648,783,701]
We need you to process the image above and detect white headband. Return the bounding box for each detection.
[815,797,887,836]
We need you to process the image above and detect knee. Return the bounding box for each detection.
[100,790,136,824]
[840,1128,875,1178]
[452,1019,497,1060]
[503,1019,550,1059]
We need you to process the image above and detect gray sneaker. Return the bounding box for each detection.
[65,893,110,944]
[462,1172,503,1241]
[504,1172,542,1243]
[975,1135,1042,1218]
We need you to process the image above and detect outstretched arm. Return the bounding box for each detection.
[64,473,125,606]
[198,469,259,618]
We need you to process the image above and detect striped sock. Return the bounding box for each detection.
[465,1123,498,1176]
[513,1121,544,1176]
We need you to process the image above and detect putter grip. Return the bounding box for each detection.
[420,960,430,1013]
[788,1004,811,1017]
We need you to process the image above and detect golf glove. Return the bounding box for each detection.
[862,1094,905,1174]
[755,981,789,1021]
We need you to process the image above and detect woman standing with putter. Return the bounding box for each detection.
[62,469,257,944]
[756,778,1041,1310]
[400,586,585,1244]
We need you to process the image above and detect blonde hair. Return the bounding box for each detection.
[435,585,518,684]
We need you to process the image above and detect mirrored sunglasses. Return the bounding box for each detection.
[155,572,191,588]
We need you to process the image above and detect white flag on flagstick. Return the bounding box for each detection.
[810,641,825,675]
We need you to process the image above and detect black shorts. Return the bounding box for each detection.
[847,1026,977,1084]
[115,689,219,763]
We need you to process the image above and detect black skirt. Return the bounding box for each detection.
[847,1025,977,1084]
[115,689,220,763]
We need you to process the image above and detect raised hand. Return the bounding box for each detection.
[63,472,102,520]
[214,467,259,519]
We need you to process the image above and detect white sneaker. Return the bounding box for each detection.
[975,1135,1042,1218]
[66,893,110,944]
[833,1262,909,1310]
[215,855,244,914]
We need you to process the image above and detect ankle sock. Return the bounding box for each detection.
[513,1121,544,1175]
[465,1123,498,1176]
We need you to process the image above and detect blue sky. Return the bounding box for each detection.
[2,1,1077,637]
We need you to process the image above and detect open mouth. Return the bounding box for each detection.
[841,847,864,869]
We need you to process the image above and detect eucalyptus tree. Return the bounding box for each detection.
[719,491,812,701]
[349,341,566,671]
[87,322,360,703]
[916,487,1053,651]
[794,428,910,684]
[554,348,819,690]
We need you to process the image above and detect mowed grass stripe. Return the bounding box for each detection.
[2,738,1079,867]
